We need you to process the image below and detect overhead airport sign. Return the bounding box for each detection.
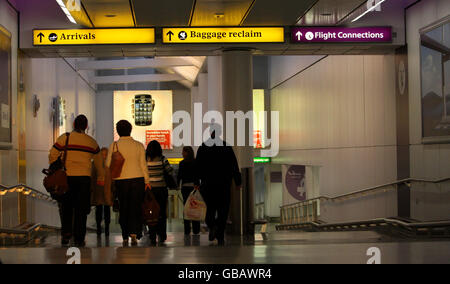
[291,27,392,43]
[33,28,155,45]
[162,27,284,43]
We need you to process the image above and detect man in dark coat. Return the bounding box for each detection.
[195,124,242,245]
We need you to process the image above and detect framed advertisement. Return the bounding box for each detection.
[113,90,173,149]
[0,25,12,148]
[420,16,450,143]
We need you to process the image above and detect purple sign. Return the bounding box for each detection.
[291,27,392,43]
[285,165,306,201]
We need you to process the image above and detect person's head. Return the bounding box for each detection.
[182,146,195,161]
[73,115,88,132]
[146,140,162,160]
[100,147,108,160]
[116,120,132,137]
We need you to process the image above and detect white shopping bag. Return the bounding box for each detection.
[183,190,207,221]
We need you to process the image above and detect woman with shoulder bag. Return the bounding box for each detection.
[146,140,175,244]
[106,120,150,246]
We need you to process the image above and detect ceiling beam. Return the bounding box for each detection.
[76,57,196,70]
[90,74,184,84]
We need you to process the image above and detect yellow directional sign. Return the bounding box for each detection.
[162,27,284,43]
[33,28,155,46]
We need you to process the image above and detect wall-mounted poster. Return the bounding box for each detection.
[282,165,306,205]
[113,90,173,149]
[0,25,11,145]
[420,18,450,143]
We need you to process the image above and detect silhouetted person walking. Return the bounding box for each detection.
[195,125,241,246]
[146,140,175,244]
[178,146,200,236]
[106,120,150,246]
[49,115,104,247]
[91,147,113,237]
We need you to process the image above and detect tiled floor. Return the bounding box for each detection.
[1,228,450,264]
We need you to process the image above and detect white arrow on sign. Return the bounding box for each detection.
[296,31,303,41]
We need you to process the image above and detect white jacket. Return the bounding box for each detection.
[106,136,150,184]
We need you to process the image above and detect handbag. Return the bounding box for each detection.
[142,189,160,227]
[110,142,125,179]
[162,156,177,189]
[42,133,70,200]
[112,198,120,212]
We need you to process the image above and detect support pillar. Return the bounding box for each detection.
[222,49,254,236]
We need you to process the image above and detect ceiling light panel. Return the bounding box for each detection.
[82,0,134,27]
[191,0,254,26]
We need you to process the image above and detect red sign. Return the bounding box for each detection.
[146,130,172,149]
[254,130,263,149]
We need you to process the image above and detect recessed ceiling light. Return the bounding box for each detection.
[214,13,225,19]
[105,14,117,18]
[320,13,333,16]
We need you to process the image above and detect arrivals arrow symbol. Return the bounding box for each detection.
[167,31,174,41]
[37,32,45,43]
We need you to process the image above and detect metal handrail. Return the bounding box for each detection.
[0,183,56,204]
[280,177,450,209]
[278,218,450,231]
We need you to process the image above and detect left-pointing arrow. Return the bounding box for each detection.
[37,32,45,43]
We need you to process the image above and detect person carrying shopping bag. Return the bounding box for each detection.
[177,146,201,237]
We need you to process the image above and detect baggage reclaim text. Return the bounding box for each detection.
[190,30,263,40]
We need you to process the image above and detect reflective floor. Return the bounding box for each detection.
[1,225,450,264]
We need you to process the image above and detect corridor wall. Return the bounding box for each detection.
[406,0,450,221]
[270,54,398,223]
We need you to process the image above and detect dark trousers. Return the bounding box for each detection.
[202,187,231,242]
[95,206,111,228]
[61,176,91,243]
[148,187,168,241]
[181,186,201,235]
[115,178,145,240]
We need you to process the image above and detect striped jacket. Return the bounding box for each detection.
[147,156,173,188]
[49,131,104,179]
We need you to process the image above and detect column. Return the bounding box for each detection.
[222,49,254,236]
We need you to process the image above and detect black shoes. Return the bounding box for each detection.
[208,227,216,241]
[61,238,70,247]
[74,240,86,247]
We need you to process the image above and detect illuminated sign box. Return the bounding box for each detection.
[254,157,271,163]
[33,28,155,46]
[167,158,183,165]
[162,27,284,43]
[291,27,392,43]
